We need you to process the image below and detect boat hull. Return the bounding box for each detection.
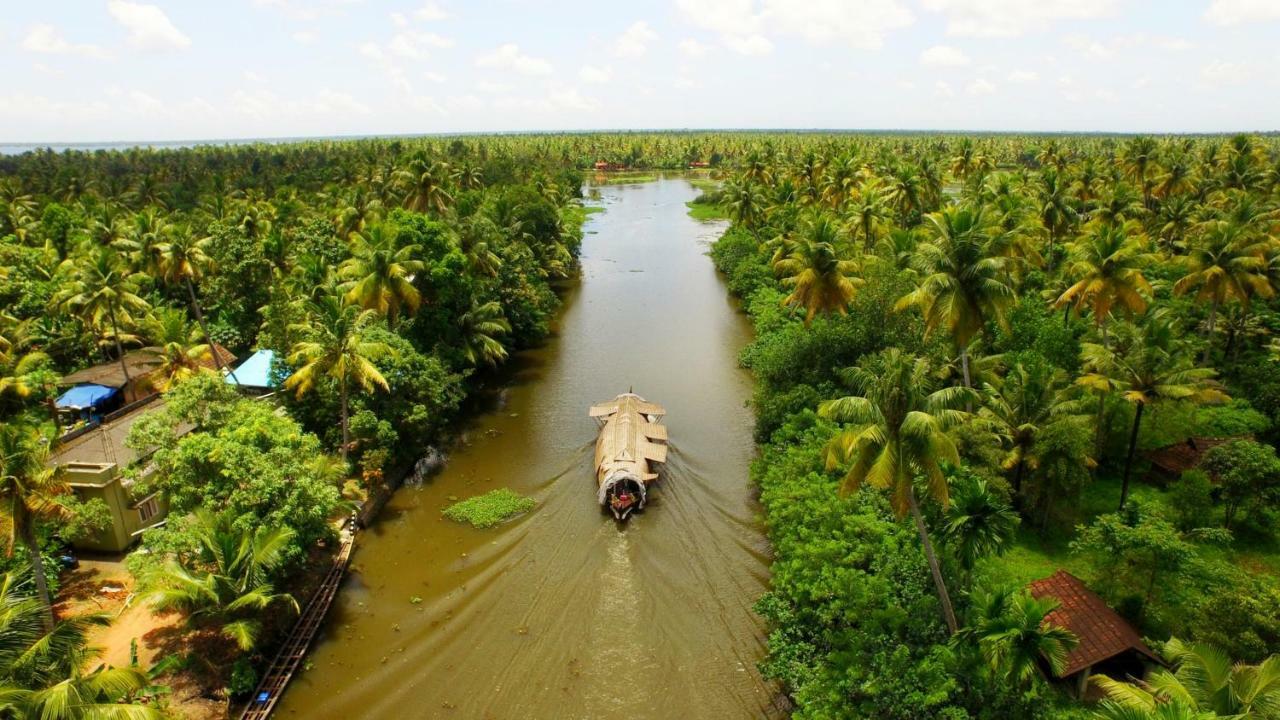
[589,393,668,520]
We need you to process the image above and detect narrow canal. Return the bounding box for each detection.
[278,177,781,719]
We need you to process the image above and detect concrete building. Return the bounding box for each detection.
[49,395,188,553]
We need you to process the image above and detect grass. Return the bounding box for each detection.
[686,201,730,221]
[583,205,605,215]
[442,488,536,528]
[976,472,1280,592]
[590,172,660,185]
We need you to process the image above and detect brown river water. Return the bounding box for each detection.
[276,177,782,719]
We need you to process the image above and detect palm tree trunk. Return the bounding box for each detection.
[339,376,350,465]
[907,487,958,635]
[107,305,131,388]
[1012,458,1025,495]
[185,278,223,371]
[17,505,55,631]
[1118,402,1145,511]
[960,345,974,413]
[1201,296,1220,366]
[1094,393,1107,468]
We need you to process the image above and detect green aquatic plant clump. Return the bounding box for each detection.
[443,488,536,528]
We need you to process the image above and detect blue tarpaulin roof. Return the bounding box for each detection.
[224,349,279,388]
[56,384,118,409]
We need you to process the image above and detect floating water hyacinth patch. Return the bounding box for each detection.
[442,488,536,528]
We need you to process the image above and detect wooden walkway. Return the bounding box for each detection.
[238,529,356,720]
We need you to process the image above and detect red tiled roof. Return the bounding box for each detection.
[1028,570,1160,677]
[1144,437,1232,475]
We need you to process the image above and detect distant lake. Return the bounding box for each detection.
[0,136,333,156]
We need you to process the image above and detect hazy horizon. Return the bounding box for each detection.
[4,1,1279,143]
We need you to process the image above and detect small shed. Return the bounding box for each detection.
[56,383,120,412]
[1143,436,1235,484]
[60,344,236,402]
[224,349,280,392]
[1028,570,1161,698]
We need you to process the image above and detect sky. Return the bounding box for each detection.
[3,0,1279,143]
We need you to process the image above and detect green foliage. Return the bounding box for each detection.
[227,658,258,698]
[442,489,535,528]
[1168,471,1216,531]
[56,496,112,543]
[1071,504,1196,628]
[128,376,342,565]
[1200,439,1280,531]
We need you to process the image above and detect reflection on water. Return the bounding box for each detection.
[277,178,782,719]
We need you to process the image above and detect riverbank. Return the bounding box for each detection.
[276,177,782,719]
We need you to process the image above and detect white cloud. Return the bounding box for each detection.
[579,65,612,84]
[292,30,317,44]
[935,80,955,97]
[1200,60,1251,85]
[388,30,454,59]
[723,34,773,55]
[1063,34,1113,60]
[424,71,447,83]
[107,1,191,50]
[920,45,970,67]
[676,0,913,51]
[679,38,713,57]
[1008,69,1038,82]
[1205,0,1280,25]
[415,2,450,21]
[1065,33,1193,60]
[445,94,483,112]
[549,88,598,112]
[476,44,552,75]
[243,70,266,84]
[316,89,372,115]
[761,0,913,49]
[616,21,658,58]
[966,78,996,95]
[390,12,409,28]
[21,24,108,58]
[476,81,511,94]
[922,0,1118,37]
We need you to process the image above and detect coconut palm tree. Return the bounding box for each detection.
[943,474,1019,574]
[155,226,222,370]
[398,154,454,215]
[1093,638,1280,720]
[980,360,1083,495]
[55,247,151,388]
[1056,220,1155,340]
[1036,168,1079,270]
[457,300,511,368]
[339,224,425,328]
[723,179,765,235]
[0,424,70,629]
[896,205,1015,390]
[1079,313,1229,510]
[958,588,1077,687]
[1174,220,1274,363]
[143,307,212,392]
[1120,136,1159,209]
[772,216,863,325]
[847,179,892,251]
[455,216,503,278]
[0,572,160,720]
[818,349,974,634]
[285,295,392,464]
[145,510,298,651]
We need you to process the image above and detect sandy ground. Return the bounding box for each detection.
[56,554,228,720]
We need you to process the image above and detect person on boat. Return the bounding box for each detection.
[612,491,633,511]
